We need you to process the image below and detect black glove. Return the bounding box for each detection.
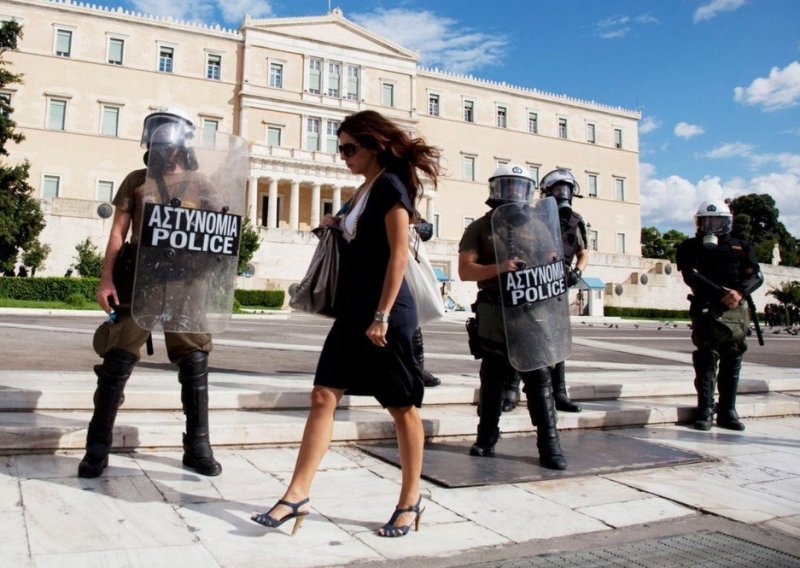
[567,268,582,287]
[414,220,434,242]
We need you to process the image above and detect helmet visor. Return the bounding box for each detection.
[549,183,573,201]
[141,115,193,147]
[697,215,731,235]
[490,177,534,203]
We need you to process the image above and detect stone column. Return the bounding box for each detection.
[247,176,258,223]
[289,180,300,231]
[267,178,278,229]
[332,185,342,215]
[310,183,321,228]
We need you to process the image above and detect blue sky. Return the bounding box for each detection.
[93,0,800,236]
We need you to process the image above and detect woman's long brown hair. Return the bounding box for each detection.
[338,110,440,205]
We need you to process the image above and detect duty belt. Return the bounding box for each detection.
[476,289,502,304]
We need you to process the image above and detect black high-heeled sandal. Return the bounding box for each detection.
[251,497,310,536]
[377,495,424,537]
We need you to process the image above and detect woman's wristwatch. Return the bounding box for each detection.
[374,311,390,323]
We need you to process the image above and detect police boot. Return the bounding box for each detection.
[692,350,717,431]
[412,327,440,387]
[179,351,222,476]
[716,354,745,431]
[469,426,500,457]
[502,371,521,412]
[526,371,567,470]
[78,349,136,478]
[550,361,581,412]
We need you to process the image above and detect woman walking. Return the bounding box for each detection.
[251,110,439,537]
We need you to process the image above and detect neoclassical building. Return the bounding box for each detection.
[3,0,665,309]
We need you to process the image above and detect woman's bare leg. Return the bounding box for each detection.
[380,405,425,531]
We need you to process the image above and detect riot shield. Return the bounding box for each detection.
[491,197,571,371]
[132,125,247,333]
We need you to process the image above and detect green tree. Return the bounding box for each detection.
[641,227,687,262]
[0,21,45,275]
[20,238,50,276]
[73,237,103,277]
[237,217,261,274]
[768,280,800,310]
[730,194,798,267]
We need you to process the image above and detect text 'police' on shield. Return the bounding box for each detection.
[501,259,567,307]
[140,203,241,256]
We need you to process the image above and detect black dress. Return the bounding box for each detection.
[314,172,424,408]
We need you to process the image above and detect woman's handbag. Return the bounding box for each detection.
[289,227,339,316]
[406,226,445,326]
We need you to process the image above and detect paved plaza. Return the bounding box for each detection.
[0,310,798,566]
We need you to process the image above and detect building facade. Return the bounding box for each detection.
[3,0,659,309]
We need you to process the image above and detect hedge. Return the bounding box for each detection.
[234,289,285,307]
[604,306,690,319]
[1,277,285,308]
[0,277,99,301]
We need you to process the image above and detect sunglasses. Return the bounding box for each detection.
[338,143,362,158]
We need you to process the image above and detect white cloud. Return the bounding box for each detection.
[639,116,661,134]
[596,14,658,39]
[693,0,746,23]
[704,142,800,176]
[674,122,705,139]
[641,163,800,236]
[351,8,507,74]
[704,142,754,159]
[733,60,800,111]
[131,0,272,24]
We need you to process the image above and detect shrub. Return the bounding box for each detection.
[604,306,690,320]
[0,277,98,301]
[234,289,285,307]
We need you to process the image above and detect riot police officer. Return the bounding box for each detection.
[459,164,567,470]
[676,199,763,431]
[79,107,230,478]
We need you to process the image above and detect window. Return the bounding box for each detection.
[616,233,626,254]
[587,123,596,144]
[463,100,474,122]
[346,65,359,101]
[428,93,439,116]
[432,213,440,238]
[308,58,322,94]
[327,62,341,97]
[496,106,507,128]
[615,178,625,201]
[100,106,119,137]
[382,82,394,107]
[323,201,334,217]
[463,156,475,181]
[267,126,281,146]
[107,38,124,65]
[325,120,339,154]
[528,112,538,134]
[463,216,475,229]
[496,159,509,168]
[55,29,72,57]
[527,164,540,187]
[306,117,321,151]
[47,99,66,130]
[587,174,598,197]
[207,54,221,80]
[202,119,219,147]
[158,46,174,73]
[614,128,623,149]
[43,175,60,198]
[269,62,283,88]
[0,92,11,118]
[97,180,114,202]
[588,229,598,252]
[558,118,568,139]
[261,195,283,228]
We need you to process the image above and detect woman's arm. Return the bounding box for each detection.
[96,207,132,313]
[366,203,409,347]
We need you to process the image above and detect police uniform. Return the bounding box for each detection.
[80,163,223,478]
[460,211,566,470]
[676,234,762,430]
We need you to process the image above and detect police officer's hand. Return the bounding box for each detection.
[567,268,582,287]
[366,320,388,348]
[721,287,743,309]
[96,276,118,314]
[499,257,523,273]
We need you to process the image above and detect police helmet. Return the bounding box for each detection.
[695,199,732,236]
[488,164,536,204]
[540,169,580,201]
[140,107,194,148]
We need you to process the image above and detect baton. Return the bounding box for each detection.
[746,295,765,346]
